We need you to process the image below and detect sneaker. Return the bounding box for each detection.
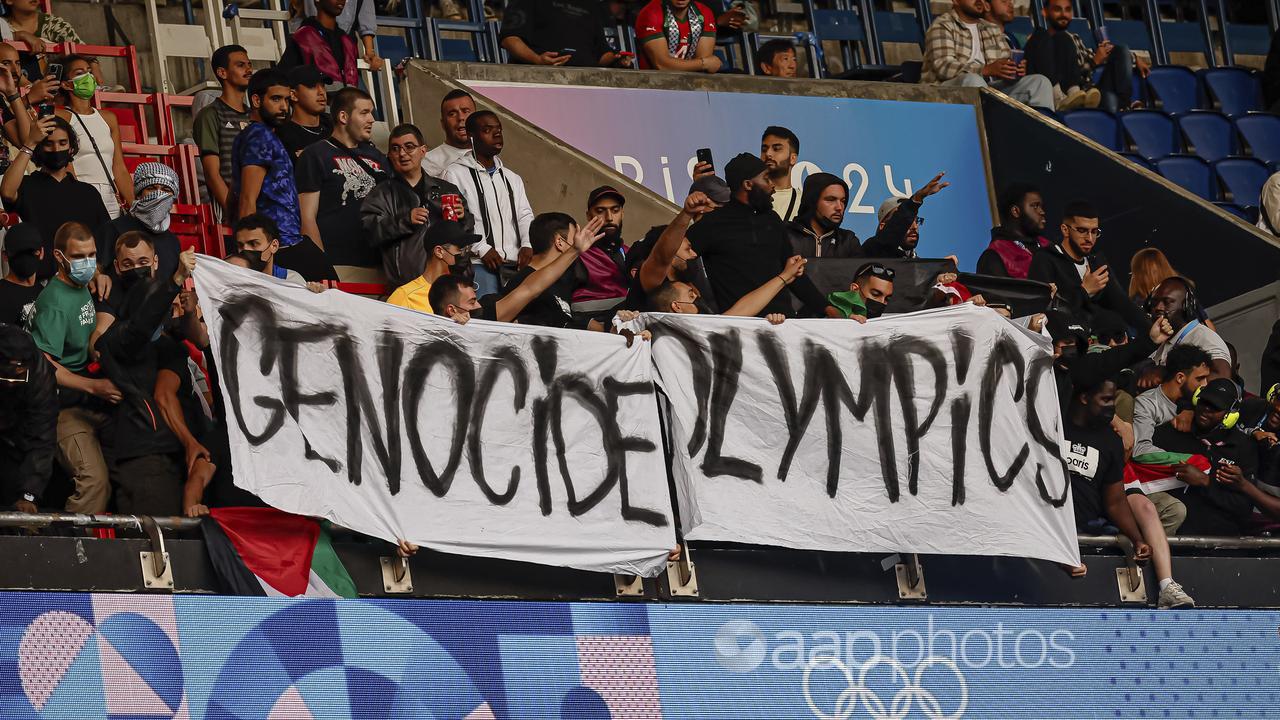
[1083,87,1102,108]
[1059,87,1088,110]
[1158,580,1195,609]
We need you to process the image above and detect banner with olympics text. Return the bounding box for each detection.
[195,257,678,577]
[640,306,1082,567]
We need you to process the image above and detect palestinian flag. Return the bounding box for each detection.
[200,507,357,598]
[1123,452,1211,494]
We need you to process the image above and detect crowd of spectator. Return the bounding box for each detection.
[0,0,1277,602]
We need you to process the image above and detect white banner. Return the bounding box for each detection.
[641,306,1082,567]
[195,257,677,577]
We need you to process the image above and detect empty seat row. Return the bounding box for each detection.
[1064,108,1280,168]
[1149,155,1272,208]
[1146,66,1268,117]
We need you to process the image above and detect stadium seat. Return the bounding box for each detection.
[1200,68,1264,118]
[1120,110,1180,160]
[1234,113,1280,167]
[871,10,925,60]
[1176,110,1238,163]
[1067,18,1096,50]
[1120,153,1156,172]
[1222,21,1273,66]
[1159,20,1212,62]
[1006,16,1034,48]
[1213,202,1257,222]
[1099,19,1155,56]
[811,9,869,76]
[1213,157,1271,207]
[1156,155,1218,201]
[1146,66,1202,114]
[1062,110,1121,151]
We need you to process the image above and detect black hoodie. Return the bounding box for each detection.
[0,324,57,504]
[1028,242,1147,332]
[784,173,863,259]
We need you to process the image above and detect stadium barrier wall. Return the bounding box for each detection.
[2,590,1276,718]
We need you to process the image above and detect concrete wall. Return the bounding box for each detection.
[402,61,994,238]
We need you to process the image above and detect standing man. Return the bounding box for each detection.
[761,126,800,222]
[785,173,862,258]
[0,323,56,513]
[499,0,626,68]
[570,186,630,326]
[192,44,252,220]
[275,66,332,162]
[1028,199,1145,330]
[0,223,43,326]
[96,162,181,281]
[921,0,1055,110]
[299,0,383,71]
[977,182,1049,278]
[233,69,335,281]
[361,123,471,289]
[1024,0,1146,112]
[297,87,390,282]
[423,90,475,177]
[862,172,950,258]
[442,111,534,297]
[279,0,358,88]
[688,152,841,318]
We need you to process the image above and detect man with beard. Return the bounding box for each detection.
[862,172,950,258]
[687,152,840,318]
[977,182,1048,279]
[1028,199,1145,330]
[0,223,44,326]
[1024,0,1146,112]
[761,126,800,222]
[1148,378,1280,536]
[568,186,629,326]
[387,220,478,313]
[1142,276,1232,385]
[96,163,181,282]
[785,173,861,258]
[423,90,474,178]
[232,68,335,280]
[625,190,718,313]
[442,111,534,298]
[297,87,390,281]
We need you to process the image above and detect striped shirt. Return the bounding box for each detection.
[193,98,251,189]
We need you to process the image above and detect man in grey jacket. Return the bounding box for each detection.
[361,123,473,289]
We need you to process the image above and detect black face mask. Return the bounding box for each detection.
[864,298,887,319]
[238,249,269,273]
[1056,345,1079,369]
[118,266,152,293]
[36,149,72,171]
[449,256,475,283]
[8,251,38,278]
[1089,405,1117,428]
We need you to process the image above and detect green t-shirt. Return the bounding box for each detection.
[30,278,95,372]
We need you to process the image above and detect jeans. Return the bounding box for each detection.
[942,72,1055,110]
[471,263,500,297]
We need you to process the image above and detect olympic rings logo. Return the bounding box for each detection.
[801,655,969,720]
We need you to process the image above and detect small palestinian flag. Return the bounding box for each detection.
[200,507,357,598]
[1123,452,1211,494]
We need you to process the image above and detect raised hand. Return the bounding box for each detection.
[912,171,950,203]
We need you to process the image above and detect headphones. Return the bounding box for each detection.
[1266,382,1280,404]
[1191,384,1241,429]
[1143,276,1200,323]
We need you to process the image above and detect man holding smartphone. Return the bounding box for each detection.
[1023,0,1148,112]
[498,0,628,68]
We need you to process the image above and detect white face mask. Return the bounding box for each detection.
[132,189,176,233]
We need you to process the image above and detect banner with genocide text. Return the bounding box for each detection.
[195,257,678,577]
[640,307,1082,567]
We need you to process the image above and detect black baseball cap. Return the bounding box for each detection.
[286,65,325,88]
[587,185,625,208]
[424,220,479,251]
[3,223,41,255]
[1197,378,1239,411]
[1047,309,1089,344]
[724,152,768,191]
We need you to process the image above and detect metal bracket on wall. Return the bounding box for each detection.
[1114,535,1147,603]
[614,574,645,597]
[895,553,927,600]
[380,556,414,594]
[664,544,699,598]
[138,516,173,591]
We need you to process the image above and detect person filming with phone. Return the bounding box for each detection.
[1028,199,1146,332]
[498,0,629,68]
[55,54,133,219]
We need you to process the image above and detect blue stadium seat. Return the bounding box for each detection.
[1119,110,1179,160]
[1006,16,1034,48]
[1067,18,1096,50]
[1120,152,1156,171]
[1213,157,1271,207]
[872,10,925,56]
[1156,155,1217,200]
[1159,21,1211,60]
[1146,66,1202,114]
[441,38,480,61]
[1222,22,1273,66]
[812,9,868,75]
[1200,68,1264,118]
[1234,113,1280,166]
[1100,19,1154,55]
[1213,202,1259,223]
[1176,110,1238,163]
[1062,110,1121,151]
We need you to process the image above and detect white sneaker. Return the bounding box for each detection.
[1158,580,1195,609]
[1059,86,1088,110]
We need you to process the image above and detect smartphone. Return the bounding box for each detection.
[696,147,714,171]
[1097,26,1109,44]
[37,103,55,118]
[46,63,62,82]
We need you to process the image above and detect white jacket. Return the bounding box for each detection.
[442,152,534,262]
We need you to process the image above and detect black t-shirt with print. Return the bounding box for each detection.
[0,278,41,328]
[295,138,390,267]
[1062,418,1126,530]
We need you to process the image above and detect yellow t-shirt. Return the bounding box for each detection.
[387,276,433,313]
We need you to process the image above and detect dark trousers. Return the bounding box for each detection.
[275,235,339,282]
[112,453,184,516]
[1024,30,1133,111]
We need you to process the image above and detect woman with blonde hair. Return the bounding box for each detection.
[1129,247,1215,329]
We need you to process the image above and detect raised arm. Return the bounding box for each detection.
[494,215,604,322]
[725,255,807,317]
[640,191,717,292]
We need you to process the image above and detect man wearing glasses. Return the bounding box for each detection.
[361,123,471,289]
[1029,199,1146,330]
[827,262,895,321]
[862,172,950,259]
